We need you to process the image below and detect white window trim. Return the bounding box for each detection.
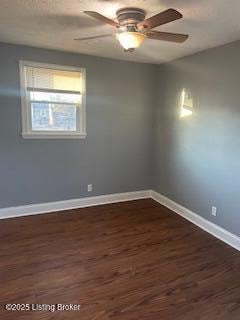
[19,60,86,139]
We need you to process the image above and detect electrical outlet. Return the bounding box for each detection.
[87,184,92,192]
[211,206,217,217]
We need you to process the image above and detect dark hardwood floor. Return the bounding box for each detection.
[0,199,239,320]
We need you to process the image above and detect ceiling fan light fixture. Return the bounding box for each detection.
[116,32,145,50]
[80,8,188,51]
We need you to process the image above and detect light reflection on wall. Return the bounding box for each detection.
[180,88,193,118]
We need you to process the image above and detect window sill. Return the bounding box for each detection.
[22,132,87,139]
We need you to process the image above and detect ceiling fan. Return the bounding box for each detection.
[75,7,188,52]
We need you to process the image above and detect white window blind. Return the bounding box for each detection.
[19,61,86,139]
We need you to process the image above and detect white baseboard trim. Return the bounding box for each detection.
[0,190,151,220]
[1,189,239,252]
[151,190,240,251]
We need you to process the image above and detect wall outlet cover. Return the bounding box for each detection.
[211,206,217,216]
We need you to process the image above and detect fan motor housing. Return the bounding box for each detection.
[116,7,146,26]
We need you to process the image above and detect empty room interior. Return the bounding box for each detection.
[1,1,240,319]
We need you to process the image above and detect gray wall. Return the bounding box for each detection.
[0,43,155,207]
[1,40,239,237]
[154,41,240,236]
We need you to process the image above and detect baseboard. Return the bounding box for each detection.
[1,189,239,252]
[151,190,240,252]
[0,190,151,220]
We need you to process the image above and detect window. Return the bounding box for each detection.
[180,88,193,118]
[19,61,86,139]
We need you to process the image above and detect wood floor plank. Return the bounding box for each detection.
[0,199,239,319]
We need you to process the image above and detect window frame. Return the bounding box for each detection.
[19,60,86,139]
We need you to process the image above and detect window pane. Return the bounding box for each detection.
[29,91,81,104]
[31,103,77,131]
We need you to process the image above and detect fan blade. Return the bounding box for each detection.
[138,8,182,30]
[84,11,119,28]
[75,34,113,41]
[146,31,188,43]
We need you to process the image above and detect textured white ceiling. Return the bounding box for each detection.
[0,0,240,64]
